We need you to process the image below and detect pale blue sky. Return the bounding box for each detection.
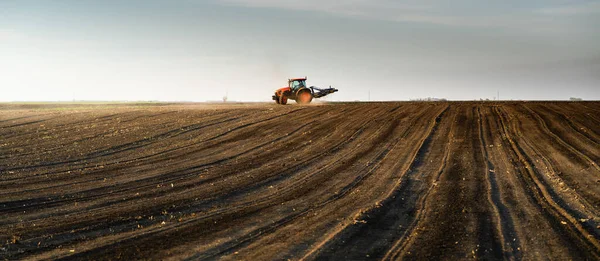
[1,0,599,101]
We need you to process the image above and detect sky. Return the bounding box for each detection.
[0,0,599,102]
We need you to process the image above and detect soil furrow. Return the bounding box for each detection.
[543,104,600,144]
[476,106,521,259]
[1,104,390,256]
[522,104,599,171]
[308,105,451,260]
[525,106,600,171]
[1,102,599,260]
[392,105,504,260]
[38,106,406,260]
[0,106,346,213]
[494,106,600,259]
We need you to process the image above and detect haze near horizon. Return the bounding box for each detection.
[1,0,599,102]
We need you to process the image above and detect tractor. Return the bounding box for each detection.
[272,77,338,105]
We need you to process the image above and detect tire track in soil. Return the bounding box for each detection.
[0,110,253,183]
[393,104,504,260]
[489,106,599,259]
[277,105,448,261]
[274,104,443,259]
[0,110,195,159]
[0,118,54,131]
[0,118,327,257]
[510,106,600,215]
[0,105,326,195]
[0,111,130,140]
[1,104,394,258]
[522,104,599,171]
[307,105,451,260]
[0,107,290,178]
[118,110,178,123]
[579,102,600,117]
[494,106,600,259]
[0,106,348,214]
[542,104,600,144]
[504,109,600,214]
[476,106,521,260]
[49,104,384,256]
[0,119,314,214]
[0,115,33,123]
[0,115,43,125]
[197,105,435,260]
[1,110,258,172]
[544,103,600,133]
[190,120,406,260]
[37,105,408,260]
[516,105,600,207]
[0,111,200,161]
[381,108,458,261]
[0,106,337,194]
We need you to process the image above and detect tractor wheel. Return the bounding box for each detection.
[297,90,313,104]
[279,95,288,105]
[275,95,280,104]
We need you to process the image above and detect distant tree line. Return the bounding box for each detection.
[410,97,447,101]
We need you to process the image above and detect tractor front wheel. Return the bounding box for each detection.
[275,95,280,104]
[279,95,288,105]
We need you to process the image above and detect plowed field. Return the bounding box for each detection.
[1,102,599,260]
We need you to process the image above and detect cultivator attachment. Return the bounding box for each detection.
[273,78,338,105]
[310,86,338,99]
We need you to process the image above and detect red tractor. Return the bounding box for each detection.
[272,77,338,105]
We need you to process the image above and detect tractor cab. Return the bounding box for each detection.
[289,78,307,92]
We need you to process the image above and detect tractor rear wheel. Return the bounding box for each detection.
[297,90,313,104]
[279,95,288,105]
